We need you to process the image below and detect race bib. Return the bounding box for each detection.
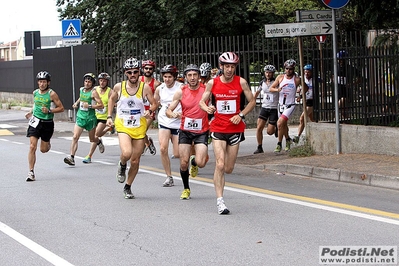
[96,107,107,115]
[79,102,88,111]
[216,100,236,114]
[183,117,202,131]
[120,109,141,128]
[28,116,40,128]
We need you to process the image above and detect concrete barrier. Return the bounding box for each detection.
[308,122,399,156]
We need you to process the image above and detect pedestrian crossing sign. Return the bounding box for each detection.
[62,19,81,39]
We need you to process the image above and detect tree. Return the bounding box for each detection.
[56,0,399,45]
[56,0,266,44]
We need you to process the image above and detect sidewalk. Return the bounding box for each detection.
[236,152,399,191]
[2,107,399,191]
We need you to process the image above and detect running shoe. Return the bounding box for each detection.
[217,198,230,215]
[189,155,198,178]
[142,145,148,155]
[64,156,75,166]
[274,144,282,153]
[162,176,174,187]
[117,161,127,183]
[98,138,105,153]
[82,156,91,164]
[285,139,293,152]
[253,147,264,154]
[293,136,300,144]
[26,171,35,182]
[123,187,135,199]
[180,189,191,200]
[148,137,156,155]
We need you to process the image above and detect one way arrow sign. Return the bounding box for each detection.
[265,22,333,38]
[322,23,332,34]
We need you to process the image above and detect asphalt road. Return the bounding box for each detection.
[1,110,399,266]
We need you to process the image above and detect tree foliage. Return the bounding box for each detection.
[56,0,399,45]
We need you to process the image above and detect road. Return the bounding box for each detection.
[1,110,399,266]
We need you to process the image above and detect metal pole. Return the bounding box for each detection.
[71,45,76,122]
[31,32,34,56]
[319,42,325,111]
[298,36,308,138]
[332,9,341,154]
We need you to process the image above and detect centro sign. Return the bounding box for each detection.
[265,22,333,38]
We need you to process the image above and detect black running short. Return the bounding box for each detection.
[210,132,245,146]
[26,119,54,142]
[179,130,209,146]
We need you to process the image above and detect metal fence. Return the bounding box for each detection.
[95,31,399,126]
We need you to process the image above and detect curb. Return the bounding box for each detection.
[264,164,399,191]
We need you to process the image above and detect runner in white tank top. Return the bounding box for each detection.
[270,59,307,153]
[154,65,183,187]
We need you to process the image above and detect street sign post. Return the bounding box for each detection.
[296,10,342,22]
[61,19,82,121]
[265,22,332,38]
[62,19,82,46]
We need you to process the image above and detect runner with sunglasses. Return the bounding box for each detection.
[106,57,157,199]
[141,60,161,155]
[270,59,307,153]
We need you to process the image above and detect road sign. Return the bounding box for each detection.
[318,0,350,9]
[265,22,333,38]
[62,19,82,46]
[296,10,342,22]
[315,35,327,43]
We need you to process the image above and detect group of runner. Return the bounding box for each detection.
[25,52,311,215]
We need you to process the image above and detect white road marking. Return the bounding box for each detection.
[0,222,74,266]
[0,124,18,128]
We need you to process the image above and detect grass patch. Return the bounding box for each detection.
[289,141,314,157]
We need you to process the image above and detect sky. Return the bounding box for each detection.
[0,0,62,43]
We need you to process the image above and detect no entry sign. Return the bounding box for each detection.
[315,35,327,43]
[318,0,350,9]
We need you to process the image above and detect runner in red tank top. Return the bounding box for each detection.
[141,60,161,156]
[199,52,255,215]
[166,64,210,200]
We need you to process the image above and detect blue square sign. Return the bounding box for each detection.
[62,19,81,39]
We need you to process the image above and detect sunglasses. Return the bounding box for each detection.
[144,67,153,70]
[285,68,294,70]
[126,70,140,75]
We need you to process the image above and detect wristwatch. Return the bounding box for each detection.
[238,112,245,119]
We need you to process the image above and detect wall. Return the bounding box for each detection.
[308,122,399,156]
